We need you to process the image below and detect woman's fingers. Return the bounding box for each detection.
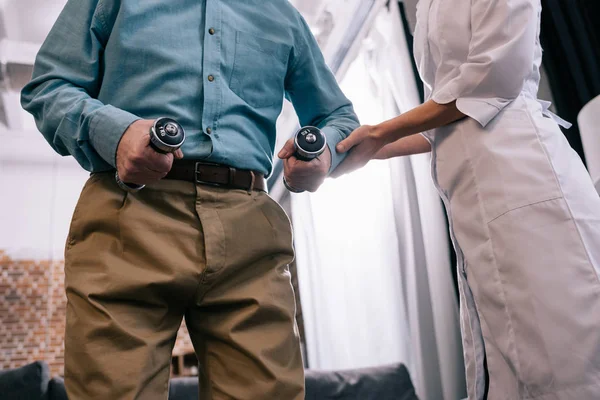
[336,136,359,154]
[336,125,372,153]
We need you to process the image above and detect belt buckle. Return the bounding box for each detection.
[194,162,234,187]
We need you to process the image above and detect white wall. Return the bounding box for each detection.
[0,157,88,260]
[0,123,89,260]
[0,0,86,261]
[1,0,66,44]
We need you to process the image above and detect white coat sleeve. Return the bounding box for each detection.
[431,0,538,127]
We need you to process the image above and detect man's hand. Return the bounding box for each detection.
[116,119,184,185]
[278,138,332,193]
[329,125,387,178]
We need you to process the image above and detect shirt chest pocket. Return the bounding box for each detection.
[230,31,291,108]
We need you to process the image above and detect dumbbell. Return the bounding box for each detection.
[283,126,327,193]
[115,117,186,192]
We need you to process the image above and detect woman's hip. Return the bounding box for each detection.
[431,95,599,225]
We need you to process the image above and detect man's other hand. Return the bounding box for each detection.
[116,119,184,185]
[278,138,332,193]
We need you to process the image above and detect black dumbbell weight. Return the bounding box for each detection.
[115,117,186,192]
[283,126,327,193]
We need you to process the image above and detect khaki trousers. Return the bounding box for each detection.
[64,172,304,400]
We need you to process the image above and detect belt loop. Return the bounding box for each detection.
[247,171,255,194]
[229,167,235,185]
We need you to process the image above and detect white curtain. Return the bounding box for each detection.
[292,3,466,400]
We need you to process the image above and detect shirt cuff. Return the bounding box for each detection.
[431,86,509,128]
[89,105,140,168]
[455,97,503,128]
[321,126,346,174]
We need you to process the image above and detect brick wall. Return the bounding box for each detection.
[1,251,305,376]
[0,251,60,374]
[0,251,196,376]
[1,252,69,375]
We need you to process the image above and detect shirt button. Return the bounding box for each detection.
[208,75,215,82]
[209,28,216,35]
[206,127,212,134]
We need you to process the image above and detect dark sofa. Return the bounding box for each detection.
[0,361,418,400]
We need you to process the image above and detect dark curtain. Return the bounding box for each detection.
[397,2,425,104]
[540,0,600,165]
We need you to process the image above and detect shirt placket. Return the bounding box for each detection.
[202,0,222,142]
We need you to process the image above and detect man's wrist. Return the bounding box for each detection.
[321,126,346,174]
[283,176,305,193]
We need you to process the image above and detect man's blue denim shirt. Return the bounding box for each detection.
[21,0,360,176]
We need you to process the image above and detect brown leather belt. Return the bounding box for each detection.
[164,161,267,192]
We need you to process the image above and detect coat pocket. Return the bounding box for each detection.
[486,197,600,396]
[465,103,563,223]
[65,173,126,252]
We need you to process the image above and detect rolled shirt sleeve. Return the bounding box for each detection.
[431,0,538,127]
[285,12,360,173]
[20,0,139,171]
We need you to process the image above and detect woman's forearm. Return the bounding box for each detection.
[332,100,466,176]
[373,99,466,144]
[374,134,431,159]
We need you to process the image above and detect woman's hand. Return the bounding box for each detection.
[331,101,464,178]
[278,138,332,192]
[330,125,388,178]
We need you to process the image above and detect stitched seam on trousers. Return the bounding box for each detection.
[457,122,520,398]
[486,196,563,224]
[117,191,128,256]
[205,209,227,274]
[523,103,600,287]
[253,195,283,242]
